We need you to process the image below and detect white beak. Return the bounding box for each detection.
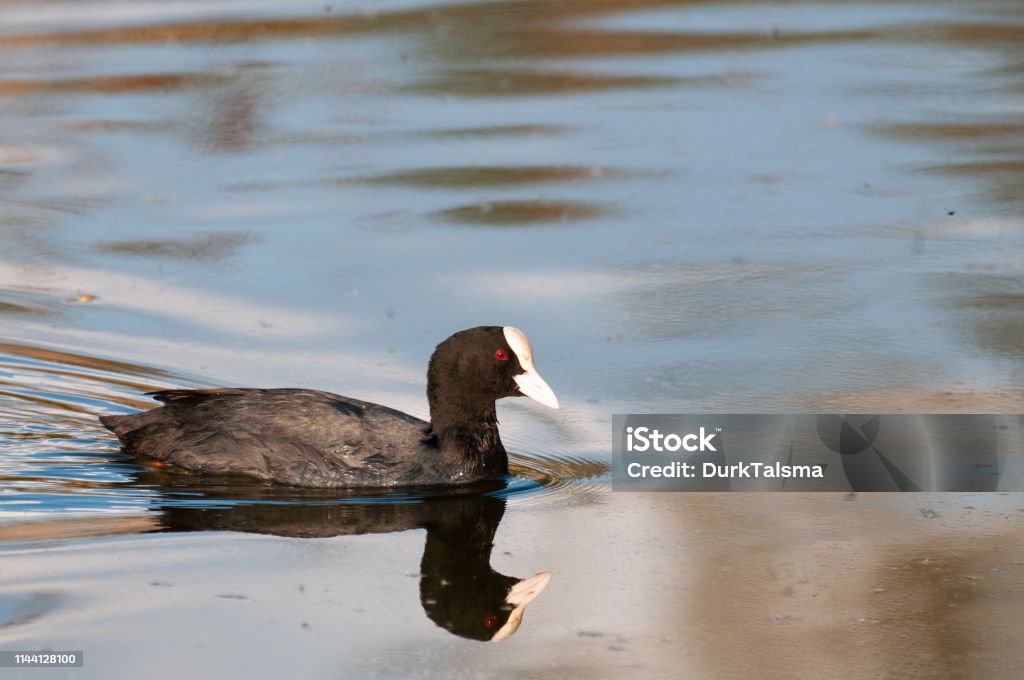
[512,369,559,409]
[504,327,560,410]
[491,571,553,642]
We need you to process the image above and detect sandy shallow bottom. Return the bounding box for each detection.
[2,492,1022,680]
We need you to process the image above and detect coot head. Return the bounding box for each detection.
[422,569,553,642]
[423,326,558,480]
[427,326,558,419]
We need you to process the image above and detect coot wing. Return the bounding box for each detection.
[101,389,434,487]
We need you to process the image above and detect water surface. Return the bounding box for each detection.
[1,0,1023,677]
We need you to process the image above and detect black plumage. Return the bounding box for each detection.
[100,326,558,488]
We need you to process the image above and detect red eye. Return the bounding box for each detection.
[484,615,497,628]
[494,349,508,361]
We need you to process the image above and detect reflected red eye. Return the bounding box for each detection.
[494,349,508,361]
[484,615,497,628]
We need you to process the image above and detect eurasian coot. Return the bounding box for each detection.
[100,326,559,488]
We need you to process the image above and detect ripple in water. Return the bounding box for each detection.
[0,343,607,535]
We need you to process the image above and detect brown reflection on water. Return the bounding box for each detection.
[868,19,1024,208]
[0,2,805,52]
[864,14,1024,367]
[349,165,611,189]
[930,160,1024,176]
[876,122,1024,142]
[435,200,608,226]
[95,231,257,261]
[429,26,879,63]
[941,274,1024,359]
[0,516,160,542]
[63,119,170,134]
[0,169,29,191]
[0,15,373,46]
[0,388,101,416]
[0,299,49,316]
[424,124,572,139]
[799,386,1024,414]
[196,80,265,154]
[0,1,883,63]
[923,159,1024,205]
[0,73,225,96]
[404,68,679,97]
[0,341,172,382]
[971,317,1024,358]
[924,21,1024,46]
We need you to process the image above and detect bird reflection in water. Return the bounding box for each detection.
[143,472,551,642]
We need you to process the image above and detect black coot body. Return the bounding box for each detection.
[100,326,559,488]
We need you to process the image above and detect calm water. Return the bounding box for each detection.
[1,0,1023,677]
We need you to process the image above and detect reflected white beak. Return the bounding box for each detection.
[506,571,552,606]
[491,571,553,643]
[504,326,560,410]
